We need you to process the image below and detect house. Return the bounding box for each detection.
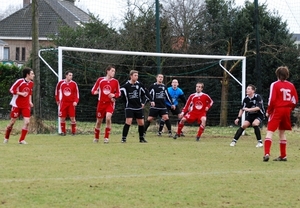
[292,33,300,49]
[0,0,90,65]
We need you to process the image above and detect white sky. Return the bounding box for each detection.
[0,0,299,33]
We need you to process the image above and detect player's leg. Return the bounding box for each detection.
[18,108,31,144]
[69,104,76,135]
[196,116,207,141]
[3,107,18,143]
[103,103,115,143]
[230,120,251,146]
[273,109,291,161]
[161,113,172,137]
[173,115,187,139]
[136,110,147,143]
[59,104,67,136]
[144,108,156,134]
[121,109,133,143]
[252,117,263,147]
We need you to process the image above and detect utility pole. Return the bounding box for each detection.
[155,0,161,74]
[254,0,262,92]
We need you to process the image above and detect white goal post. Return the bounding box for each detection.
[39,46,246,133]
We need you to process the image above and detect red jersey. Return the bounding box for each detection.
[55,80,79,103]
[267,80,298,114]
[9,78,34,108]
[182,92,213,114]
[91,77,120,102]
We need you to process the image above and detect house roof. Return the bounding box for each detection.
[0,0,90,39]
[292,33,300,42]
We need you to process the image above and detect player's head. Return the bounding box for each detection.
[105,65,116,78]
[129,70,139,82]
[22,67,34,80]
[65,71,73,81]
[275,66,289,81]
[246,84,256,95]
[196,82,204,93]
[156,74,164,84]
[171,79,179,88]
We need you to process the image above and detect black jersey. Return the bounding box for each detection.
[120,80,152,110]
[148,83,173,109]
[241,94,265,116]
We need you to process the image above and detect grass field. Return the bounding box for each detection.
[1,123,300,208]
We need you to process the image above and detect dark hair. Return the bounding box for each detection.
[247,84,256,91]
[275,66,289,81]
[22,67,33,78]
[65,70,72,76]
[105,65,115,74]
[129,70,138,76]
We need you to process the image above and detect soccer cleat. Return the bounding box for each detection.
[104,138,109,144]
[196,137,200,142]
[121,139,127,143]
[3,139,9,144]
[60,133,66,136]
[168,132,173,137]
[256,142,263,148]
[273,157,287,161]
[139,138,148,143]
[71,133,76,136]
[19,140,28,144]
[157,132,162,136]
[93,139,99,143]
[173,133,178,139]
[180,132,185,137]
[230,141,236,147]
[263,154,269,162]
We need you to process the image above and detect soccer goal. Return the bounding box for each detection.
[39,46,246,133]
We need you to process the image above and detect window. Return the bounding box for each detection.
[16,47,20,61]
[21,47,26,61]
[4,47,9,60]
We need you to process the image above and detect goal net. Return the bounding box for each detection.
[39,46,246,134]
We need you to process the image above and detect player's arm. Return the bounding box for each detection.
[205,95,213,111]
[165,89,174,105]
[181,95,192,115]
[91,78,100,95]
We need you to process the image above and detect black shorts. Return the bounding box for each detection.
[148,108,168,118]
[125,108,144,119]
[166,105,181,115]
[245,114,264,124]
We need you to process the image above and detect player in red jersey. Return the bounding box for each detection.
[263,66,298,162]
[91,65,120,143]
[173,82,213,141]
[3,67,34,144]
[55,71,79,136]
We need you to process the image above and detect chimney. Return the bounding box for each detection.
[23,0,32,8]
[65,0,75,4]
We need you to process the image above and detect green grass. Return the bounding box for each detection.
[1,124,300,207]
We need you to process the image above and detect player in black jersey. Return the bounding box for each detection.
[144,74,174,137]
[120,70,153,143]
[230,84,265,147]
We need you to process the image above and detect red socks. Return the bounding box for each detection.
[280,140,287,158]
[264,138,272,155]
[104,127,111,139]
[19,128,28,142]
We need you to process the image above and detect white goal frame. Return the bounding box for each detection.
[39,46,246,133]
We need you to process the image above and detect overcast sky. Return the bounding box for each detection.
[0,0,299,33]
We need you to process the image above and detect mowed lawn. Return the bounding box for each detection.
[1,125,300,208]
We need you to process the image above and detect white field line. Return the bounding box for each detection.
[1,169,300,183]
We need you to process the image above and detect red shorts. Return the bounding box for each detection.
[267,107,292,132]
[59,102,76,118]
[184,112,206,124]
[10,106,31,118]
[96,101,115,119]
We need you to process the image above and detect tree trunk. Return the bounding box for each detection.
[220,71,229,126]
[32,0,43,133]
